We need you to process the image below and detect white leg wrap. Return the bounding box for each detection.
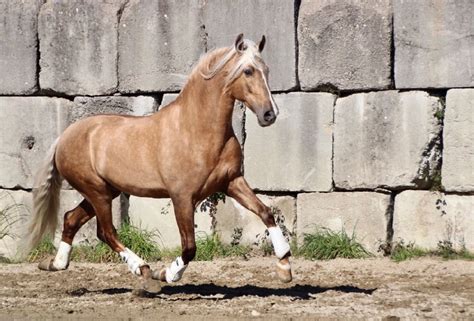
[119,248,145,276]
[52,241,72,270]
[165,257,187,283]
[268,226,290,259]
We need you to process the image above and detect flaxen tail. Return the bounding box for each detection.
[21,138,62,258]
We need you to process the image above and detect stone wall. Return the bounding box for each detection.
[1,0,473,258]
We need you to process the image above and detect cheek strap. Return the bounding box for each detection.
[268,226,291,259]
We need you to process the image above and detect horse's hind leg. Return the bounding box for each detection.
[88,192,160,292]
[38,199,96,271]
[227,176,292,283]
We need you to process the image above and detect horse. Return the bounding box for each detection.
[25,34,292,291]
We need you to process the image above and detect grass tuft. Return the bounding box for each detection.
[194,233,251,261]
[390,241,428,262]
[27,237,56,262]
[435,240,474,260]
[295,228,371,260]
[390,240,474,262]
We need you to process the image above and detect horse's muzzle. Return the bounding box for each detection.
[259,109,277,127]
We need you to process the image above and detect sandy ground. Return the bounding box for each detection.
[0,257,473,320]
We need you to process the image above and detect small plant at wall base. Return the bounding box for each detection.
[295,227,371,260]
[194,233,251,261]
[390,241,428,262]
[435,240,474,260]
[389,240,474,262]
[199,192,226,231]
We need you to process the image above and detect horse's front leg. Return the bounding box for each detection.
[154,198,195,283]
[227,176,292,283]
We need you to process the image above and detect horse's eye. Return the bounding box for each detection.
[243,68,253,76]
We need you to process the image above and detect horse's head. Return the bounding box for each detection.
[226,34,279,127]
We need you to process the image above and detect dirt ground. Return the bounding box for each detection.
[0,257,473,320]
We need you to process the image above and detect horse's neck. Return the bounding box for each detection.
[175,76,235,140]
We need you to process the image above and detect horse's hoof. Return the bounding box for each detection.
[138,277,161,294]
[137,265,161,294]
[276,258,292,283]
[151,268,167,282]
[38,256,58,271]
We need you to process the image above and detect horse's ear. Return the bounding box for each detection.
[235,33,245,52]
[258,35,266,52]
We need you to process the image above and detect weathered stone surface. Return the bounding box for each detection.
[245,93,335,192]
[393,191,474,251]
[0,97,71,189]
[298,0,391,91]
[119,0,205,93]
[442,89,474,192]
[297,192,390,254]
[71,96,158,123]
[394,0,474,88]
[203,0,297,91]
[128,197,212,249]
[334,91,442,190]
[215,195,296,246]
[0,0,42,94]
[160,94,179,109]
[39,0,122,95]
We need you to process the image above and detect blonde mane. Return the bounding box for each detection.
[195,39,265,86]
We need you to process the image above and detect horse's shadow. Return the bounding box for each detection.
[69,283,376,301]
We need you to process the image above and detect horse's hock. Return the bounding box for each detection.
[0,0,473,259]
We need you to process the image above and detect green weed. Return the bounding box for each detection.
[390,241,428,262]
[389,240,474,262]
[435,240,474,260]
[296,228,371,260]
[195,233,250,261]
[27,237,56,262]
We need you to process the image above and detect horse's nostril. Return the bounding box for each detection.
[264,110,275,122]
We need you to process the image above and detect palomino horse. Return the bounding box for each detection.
[26,34,292,290]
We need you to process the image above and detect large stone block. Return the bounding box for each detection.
[39,0,122,95]
[334,91,442,190]
[0,97,71,189]
[119,0,205,93]
[160,94,179,109]
[393,191,474,251]
[298,0,391,91]
[394,0,474,88]
[203,0,297,91]
[442,89,474,192]
[0,0,42,94]
[215,195,296,246]
[297,192,390,254]
[71,96,158,123]
[128,197,213,249]
[244,93,335,192]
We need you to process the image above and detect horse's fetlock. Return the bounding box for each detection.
[183,244,196,262]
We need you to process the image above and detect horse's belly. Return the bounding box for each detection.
[100,165,169,198]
